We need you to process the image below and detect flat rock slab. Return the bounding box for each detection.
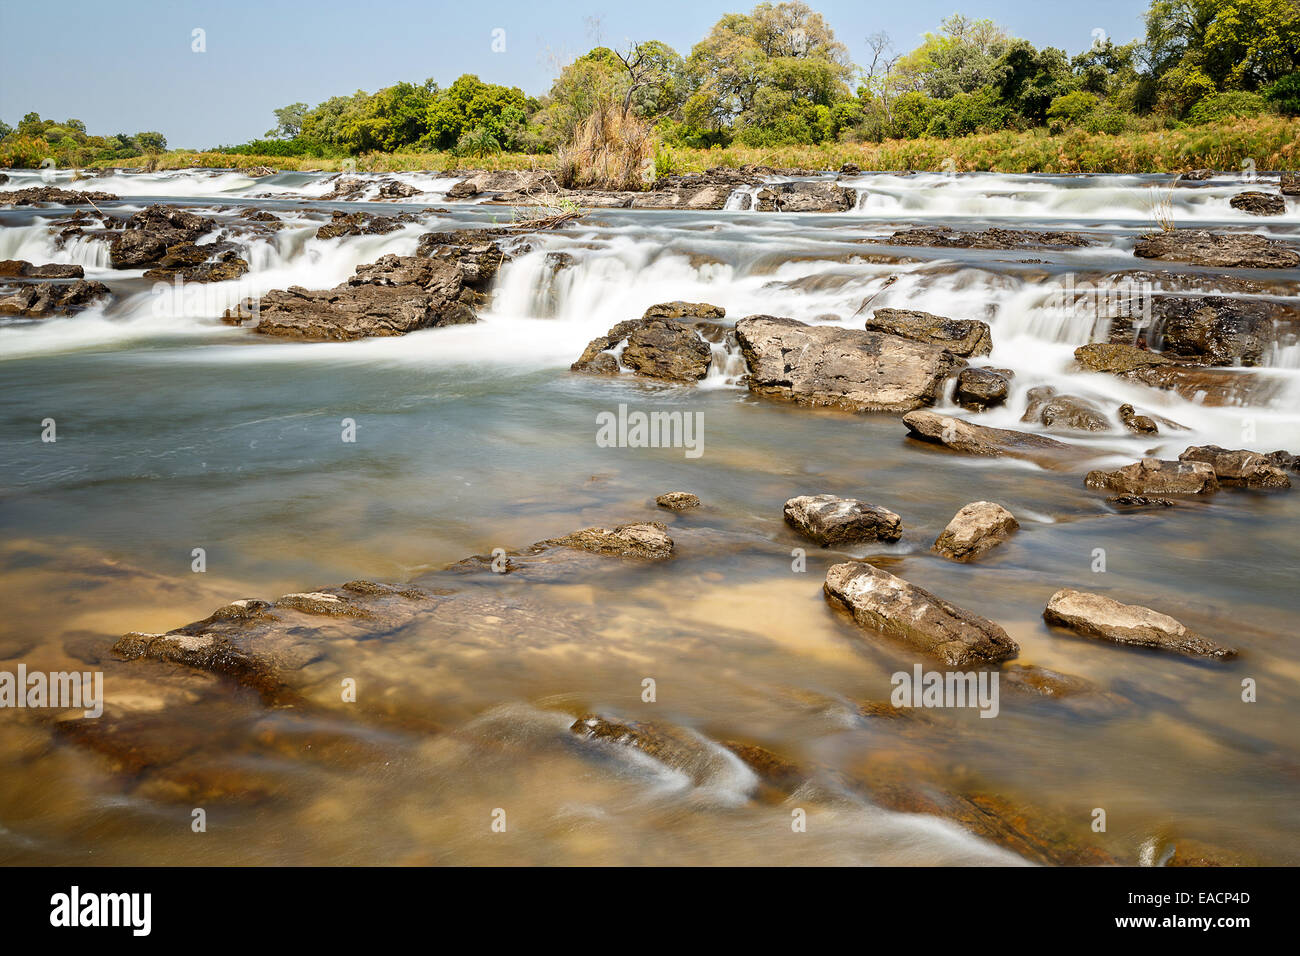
[736,316,964,413]
[902,410,1078,468]
[865,308,992,357]
[824,561,1019,666]
[933,501,1019,561]
[1043,588,1236,660]
[1133,229,1299,269]
[1085,457,1219,495]
[1073,343,1284,407]
[784,495,903,546]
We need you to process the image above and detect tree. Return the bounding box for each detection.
[892,15,1010,100]
[135,131,167,151]
[267,102,308,139]
[423,74,533,151]
[994,40,1078,124]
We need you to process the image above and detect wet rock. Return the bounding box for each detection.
[1043,588,1236,660]
[143,244,249,283]
[754,181,854,212]
[933,501,1019,561]
[876,225,1095,250]
[0,186,118,205]
[824,561,1018,665]
[0,279,111,317]
[1021,386,1109,432]
[1229,191,1285,216]
[1000,663,1094,698]
[1111,295,1275,367]
[642,301,725,320]
[954,367,1009,410]
[1085,457,1219,496]
[735,316,965,413]
[376,180,419,199]
[110,205,216,268]
[1179,169,1214,181]
[243,165,276,178]
[1178,445,1292,489]
[315,209,415,240]
[783,495,903,547]
[0,260,84,279]
[1107,494,1175,508]
[541,522,673,559]
[839,162,861,176]
[1118,403,1158,435]
[1266,450,1300,473]
[902,410,1075,465]
[630,185,734,210]
[721,741,808,793]
[571,317,712,382]
[1133,229,1299,269]
[864,308,992,357]
[1073,344,1279,407]
[655,492,701,511]
[1282,172,1300,197]
[449,169,559,200]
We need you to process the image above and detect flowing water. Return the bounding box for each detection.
[1,168,1297,865]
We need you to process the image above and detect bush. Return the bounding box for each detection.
[1263,73,1300,116]
[557,97,657,191]
[1187,91,1268,124]
[1046,91,1100,132]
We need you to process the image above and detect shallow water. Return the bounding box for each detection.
[1,169,1297,865]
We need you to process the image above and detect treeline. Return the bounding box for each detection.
[223,0,1300,157]
[0,114,167,168]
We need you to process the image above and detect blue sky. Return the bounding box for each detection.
[0,0,1149,148]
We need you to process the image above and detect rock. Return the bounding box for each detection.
[876,225,1095,250]
[1118,404,1158,435]
[1021,386,1109,432]
[315,209,415,240]
[1000,664,1094,698]
[1073,343,1279,407]
[243,165,276,178]
[932,501,1019,561]
[449,169,559,200]
[902,410,1075,464]
[143,244,249,283]
[824,562,1018,666]
[630,185,734,210]
[1266,450,1300,473]
[953,367,1009,410]
[1229,191,1285,216]
[377,180,419,199]
[1133,229,1299,269]
[0,186,118,206]
[1179,169,1214,181]
[783,495,903,546]
[1107,494,1175,508]
[754,181,854,212]
[571,317,712,382]
[0,260,84,279]
[541,522,673,559]
[1043,589,1236,660]
[1178,445,1291,489]
[864,308,992,357]
[655,492,701,511]
[446,180,480,199]
[0,279,111,317]
[642,301,725,320]
[1085,458,1219,496]
[735,316,965,413]
[110,205,216,268]
[1282,172,1300,197]
[1110,295,1275,367]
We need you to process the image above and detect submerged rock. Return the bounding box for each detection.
[902,410,1075,465]
[932,501,1019,561]
[953,367,1009,410]
[1178,445,1292,489]
[1132,229,1299,269]
[735,316,965,413]
[864,308,992,357]
[655,491,701,511]
[783,495,903,546]
[1229,191,1285,216]
[824,561,1018,666]
[1043,588,1236,660]
[1000,663,1095,698]
[1021,386,1109,432]
[571,317,713,382]
[1085,458,1219,496]
[540,522,674,559]
[1107,494,1175,508]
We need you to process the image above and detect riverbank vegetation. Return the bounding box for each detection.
[3,0,1298,175]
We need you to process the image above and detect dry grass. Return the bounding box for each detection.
[1142,183,1179,232]
[556,98,658,191]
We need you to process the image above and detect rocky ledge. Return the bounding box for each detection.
[1133,229,1299,269]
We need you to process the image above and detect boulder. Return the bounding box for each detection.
[735,316,965,413]
[571,317,712,382]
[0,260,84,279]
[1021,386,1109,432]
[1282,172,1300,197]
[1133,229,1299,269]
[824,562,1018,666]
[642,301,725,320]
[1110,295,1275,367]
[864,308,992,356]
[1084,457,1219,495]
[953,367,1010,410]
[932,501,1019,561]
[142,243,249,283]
[1043,589,1236,660]
[783,494,903,546]
[110,205,216,268]
[1117,404,1158,435]
[1178,445,1291,489]
[754,181,854,212]
[655,492,701,511]
[876,225,1095,250]
[0,279,111,318]
[1229,191,1285,216]
[1266,450,1300,473]
[902,410,1075,465]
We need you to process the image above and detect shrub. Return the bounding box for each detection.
[1046,91,1100,132]
[1263,73,1300,116]
[1187,91,1268,124]
[557,97,657,191]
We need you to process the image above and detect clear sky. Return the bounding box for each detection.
[0,0,1149,148]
